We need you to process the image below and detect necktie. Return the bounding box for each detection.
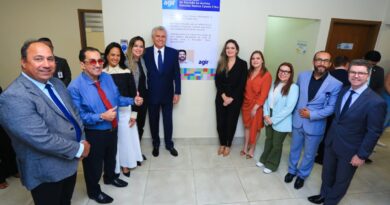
[340,90,355,116]
[94,81,117,128]
[158,50,163,71]
[45,84,81,142]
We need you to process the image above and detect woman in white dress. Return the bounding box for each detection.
[103,42,143,177]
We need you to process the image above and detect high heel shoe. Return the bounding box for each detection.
[218,146,225,155]
[223,147,230,157]
[240,150,246,156]
[122,168,131,177]
[246,154,253,159]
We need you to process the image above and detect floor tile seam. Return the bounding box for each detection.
[140,169,150,205]
[233,160,250,203]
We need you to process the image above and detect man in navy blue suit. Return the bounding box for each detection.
[143,26,181,157]
[308,59,386,205]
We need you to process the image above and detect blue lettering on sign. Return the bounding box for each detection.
[163,0,176,8]
[199,60,209,66]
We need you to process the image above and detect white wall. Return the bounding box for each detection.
[0,0,102,88]
[103,0,390,138]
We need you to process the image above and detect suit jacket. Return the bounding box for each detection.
[292,71,342,135]
[264,83,299,132]
[0,75,84,190]
[54,56,72,86]
[325,86,386,160]
[369,65,384,94]
[215,57,248,105]
[143,46,181,104]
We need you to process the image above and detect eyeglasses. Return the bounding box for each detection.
[84,59,104,66]
[349,71,369,76]
[279,70,291,75]
[314,58,331,64]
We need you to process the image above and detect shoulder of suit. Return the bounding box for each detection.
[326,73,343,86]
[55,56,67,62]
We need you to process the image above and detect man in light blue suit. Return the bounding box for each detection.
[285,51,342,189]
[0,40,90,205]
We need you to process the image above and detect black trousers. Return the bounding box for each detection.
[31,173,77,205]
[83,129,118,197]
[135,95,148,140]
[215,99,242,147]
[0,125,18,183]
[148,103,174,149]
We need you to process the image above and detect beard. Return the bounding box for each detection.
[314,65,328,75]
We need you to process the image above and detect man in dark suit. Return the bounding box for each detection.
[308,59,386,205]
[364,50,384,94]
[143,26,181,157]
[39,37,72,86]
[0,40,90,205]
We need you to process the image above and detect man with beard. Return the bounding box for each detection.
[284,51,342,189]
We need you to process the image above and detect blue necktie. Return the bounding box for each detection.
[45,84,81,142]
[158,50,163,71]
[340,90,355,116]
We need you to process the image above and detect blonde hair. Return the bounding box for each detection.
[126,36,145,73]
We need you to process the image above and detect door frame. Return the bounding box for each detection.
[77,9,102,49]
[325,18,381,53]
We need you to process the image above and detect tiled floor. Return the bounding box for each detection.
[1,130,390,205]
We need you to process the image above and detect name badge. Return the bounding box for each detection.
[58,71,63,78]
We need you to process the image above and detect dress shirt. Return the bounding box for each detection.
[68,72,134,130]
[340,83,368,112]
[22,72,84,158]
[308,72,328,101]
[154,46,165,67]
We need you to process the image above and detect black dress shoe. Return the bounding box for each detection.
[365,158,373,164]
[137,161,142,166]
[123,171,130,177]
[90,192,113,204]
[167,147,178,157]
[308,195,325,204]
[294,177,305,189]
[104,178,128,187]
[284,173,296,183]
[142,154,147,160]
[152,148,159,157]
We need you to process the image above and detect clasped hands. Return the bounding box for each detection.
[222,93,233,106]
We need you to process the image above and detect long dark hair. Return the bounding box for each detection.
[248,50,267,77]
[103,42,127,69]
[274,62,294,96]
[216,39,239,73]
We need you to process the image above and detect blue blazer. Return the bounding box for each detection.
[325,86,386,160]
[264,83,299,132]
[143,46,181,104]
[292,71,342,135]
[0,75,84,190]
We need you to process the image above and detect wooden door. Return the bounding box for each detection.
[325,18,381,60]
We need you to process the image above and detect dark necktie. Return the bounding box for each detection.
[94,81,117,128]
[45,84,81,142]
[158,50,163,71]
[340,90,355,116]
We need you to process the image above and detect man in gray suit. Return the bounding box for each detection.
[0,39,90,205]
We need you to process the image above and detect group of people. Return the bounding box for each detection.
[214,38,387,205]
[0,26,180,205]
[0,25,388,205]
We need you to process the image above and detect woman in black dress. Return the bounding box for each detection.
[215,39,248,156]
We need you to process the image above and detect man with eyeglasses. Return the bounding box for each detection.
[68,47,143,204]
[308,59,386,205]
[285,51,342,189]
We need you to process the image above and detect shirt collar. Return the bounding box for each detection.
[350,83,368,95]
[154,46,165,53]
[22,72,53,91]
[311,71,328,81]
[81,72,100,85]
